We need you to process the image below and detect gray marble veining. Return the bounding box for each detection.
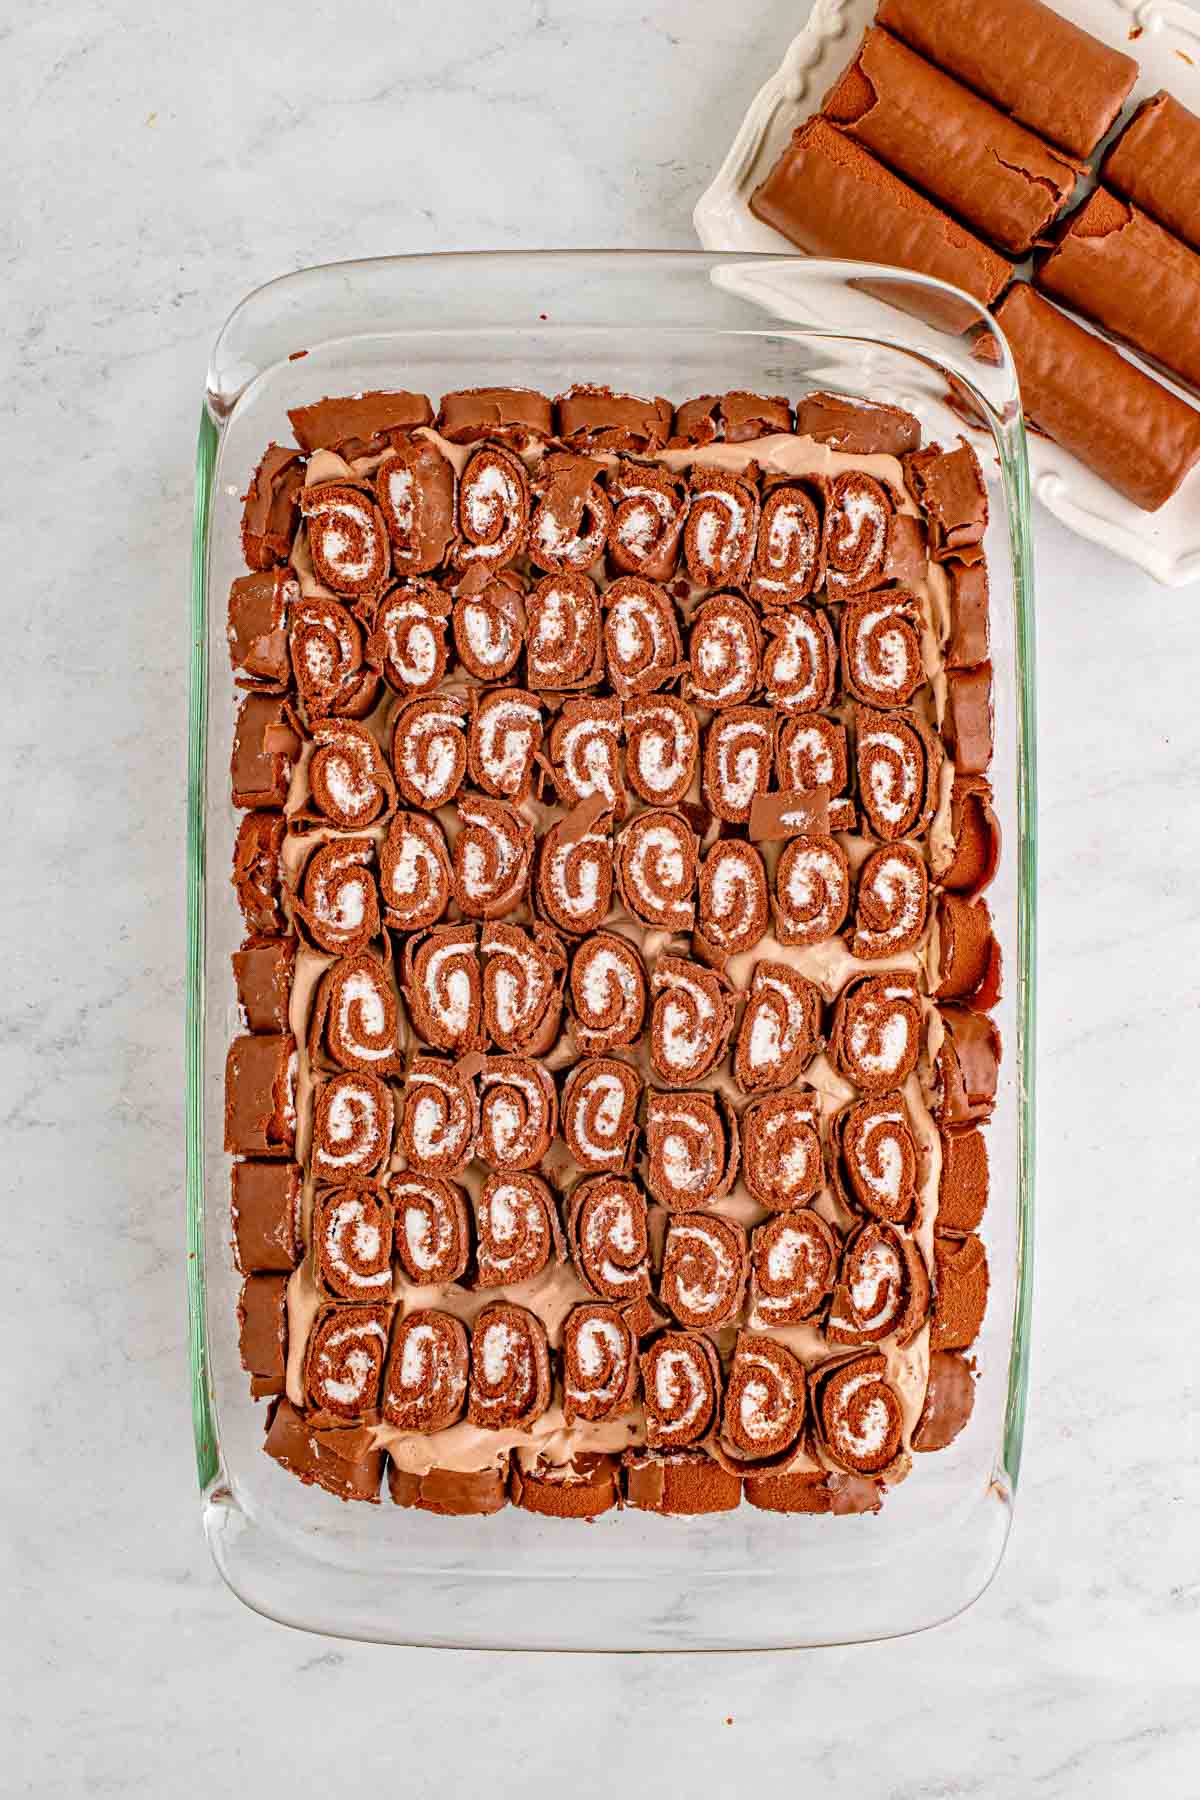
[4,0,1199,1794]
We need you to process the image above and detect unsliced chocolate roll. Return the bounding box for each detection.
[913,1350,977,1452]
[935,894,1002,1009]
[932,1005,1001,1126]
[387,1463,509,1515]
[231,692,300,810]
[934,775,1000,899]
[1039,188,1200,398]
[555,384,673,453]
[992,284,1200,513]
[1105,92,1200,255]
[228,568,296,688]
[224,1033,296,1159]
[671,390,791,445]
[938,1126,989,1233]
[875,0,1135,159]
[231,1161,301,1273]
[233,936,294,1035]
[238,1273,289,1397]
[437,385,552,445]
[289,388,432,456]
[232,812,287,937]
[794,391,920,456]
[241,444,303,572]
[824,27,1082,256]
[750,118,1012,309]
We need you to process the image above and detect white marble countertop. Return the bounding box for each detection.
[6,0,1199,1793]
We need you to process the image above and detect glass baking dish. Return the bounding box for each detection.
[188,250,1036,1649]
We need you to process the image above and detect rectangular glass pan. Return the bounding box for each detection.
[188,250,1036,1649]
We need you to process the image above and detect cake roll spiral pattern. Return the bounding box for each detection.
[608,462,688,579]
[827,1221,930,1348]
[378,812,451,931]
[475,1172,560,1287]
[813,1352,905,1477]
[850,842,929,959]
[452,572,524,682]
[477,1058,557,1171]
[773,834,850,947]
[548,696,624,813]
[684,465,759,587]
[526,573,603,690]
[562,1303,639,1425]
[733,961,822,1093]
[310,953,402,1075]
[303,1304,391,1420]
[295,838,381,957]
[382,1309,469,1433]
[453,443,531,571]
[703,707,773,824]
[855,706,939,842]
[640,1331,722,1448]
[403,923,482,1054]
[622,695,698,806]
[659,1213,748,1329]
[313,1184,395,1302]
[697,839,769,962]
[776,712,849,798]
[390,693,467,810]
[567,1175,651,1302]
[643,1089,738,1211]
[833,1092,919,1227]
[823,471,893,598]
[831,973,923,1094]
[467,688,542,801]
[602,576,684,698]
[761,606,837,713]
[308,719,394,828]
[568,932,647,1053]
[389,1172,471,1286]
[374,440,456,576]
[301,483,390,599]
[750,1211,839,1326]
[841,593,925,709]
[740,1090,824,1210]
[467,1303,552,1429]
[398,1057,478,1174]
[480,921,564,1055]
[649,957,736,1087]
[687,592,762,709]
[615,809,697,931]
[749,480,822,605]
[562,1058,641,1173]
[312,1071,394,1178]
[368,580,452,697]
[290,598,377,719]
[536,816,613,936]
[453,796,533,918]
[719,1334,808,1468]
[529,453,612,573]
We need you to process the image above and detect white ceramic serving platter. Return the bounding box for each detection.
[695,0,1200,585]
